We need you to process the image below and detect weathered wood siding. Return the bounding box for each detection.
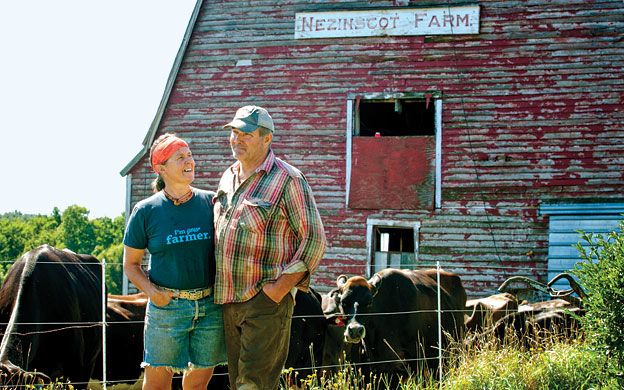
[126,0,624,297]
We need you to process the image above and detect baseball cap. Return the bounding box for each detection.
[222,105,274,133]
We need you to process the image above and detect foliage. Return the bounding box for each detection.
[94,242,124,295]
[572,222,624,380]
[0,206,125,294]
[57,205,97,254]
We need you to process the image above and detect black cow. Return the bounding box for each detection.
[283,288,327,386]
[0,245,103,388]
[93,293,148,385]
[322,268,467,380]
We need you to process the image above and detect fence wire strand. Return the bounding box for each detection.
[0,257,563,387]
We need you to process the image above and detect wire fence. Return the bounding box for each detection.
[0,257,567,389]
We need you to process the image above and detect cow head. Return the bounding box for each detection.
[322,274,382,344]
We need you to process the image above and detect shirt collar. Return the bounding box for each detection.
[256,149,276,174]
[230,149,275,177]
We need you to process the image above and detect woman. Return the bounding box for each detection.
[123,133,226,390]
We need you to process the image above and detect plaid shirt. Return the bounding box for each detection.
[213,150,326,304]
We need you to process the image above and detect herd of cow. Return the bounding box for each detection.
[0,245,585,389]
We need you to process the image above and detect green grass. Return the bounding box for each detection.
[444,340,618,390]
[280,332,621,390]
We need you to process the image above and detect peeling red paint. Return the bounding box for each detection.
[124,0,624,297]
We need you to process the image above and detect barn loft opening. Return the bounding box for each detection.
[349,94,440,210]
[357,100,435,137]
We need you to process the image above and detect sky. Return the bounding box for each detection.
[0,0,197,218]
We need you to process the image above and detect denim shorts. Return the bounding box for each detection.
[143,295,227,370]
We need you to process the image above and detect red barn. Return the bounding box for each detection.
[121,0,624,297]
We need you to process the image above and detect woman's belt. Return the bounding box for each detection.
[160,286,212,300]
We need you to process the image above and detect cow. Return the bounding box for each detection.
[465,286,584,347]
[0,245,103,388]
[481,273,587,346]
[322,268,467,382]
[518,298,583,342]
[283,288,327,387]
[465,292,518,333]
[93,292,148,385]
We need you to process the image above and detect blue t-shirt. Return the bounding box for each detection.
[123,188,215,290]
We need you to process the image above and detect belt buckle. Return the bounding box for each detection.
[183,287,212,300]
[165,286,211,300]
[187,290,203,300]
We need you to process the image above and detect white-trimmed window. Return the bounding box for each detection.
[346,92,442,210]
[366,218,421,277]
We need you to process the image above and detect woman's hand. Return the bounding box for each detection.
[149,288,174,307]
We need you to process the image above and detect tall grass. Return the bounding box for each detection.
[280,328,619,390]
[444,337,617,389]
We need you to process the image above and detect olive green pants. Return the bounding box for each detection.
[223,291,294,390]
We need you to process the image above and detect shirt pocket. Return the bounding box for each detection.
[213,191,228,224]
[237,197,273,234]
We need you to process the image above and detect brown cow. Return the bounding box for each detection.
[465,295,583,347]
[465,292,518,332]
[322,268,467,381]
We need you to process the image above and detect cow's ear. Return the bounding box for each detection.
[337,275,348,288]
[368,273,382,297]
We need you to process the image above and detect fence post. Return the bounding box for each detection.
[436,261,443,386]
[101,258,107,390]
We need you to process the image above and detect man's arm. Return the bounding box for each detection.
[262,272,306,302]
[263,175,327,302]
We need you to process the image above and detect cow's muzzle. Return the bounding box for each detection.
[344,320,366,343]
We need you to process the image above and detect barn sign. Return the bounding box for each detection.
[294,5,480,39]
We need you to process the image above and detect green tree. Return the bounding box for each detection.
[0,211,60,281]
[0,217,28,261]
[22,214,60,250]
[1,206,126,292]
[573,222,624,383]
[95,242,124,295]
[57,205,96,254]
[92,213,125,295]
[52,206,62,225]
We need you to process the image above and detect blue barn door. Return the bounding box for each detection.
[540,203,624,291]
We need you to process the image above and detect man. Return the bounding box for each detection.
[213,105,327,389]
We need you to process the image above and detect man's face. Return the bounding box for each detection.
[229,127,272,165]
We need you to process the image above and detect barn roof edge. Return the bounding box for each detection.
[120,0,204,177]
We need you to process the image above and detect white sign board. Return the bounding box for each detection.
[294,6,480,39]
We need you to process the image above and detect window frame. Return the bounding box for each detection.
[366,217,421,278]
[345,92,443,209]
